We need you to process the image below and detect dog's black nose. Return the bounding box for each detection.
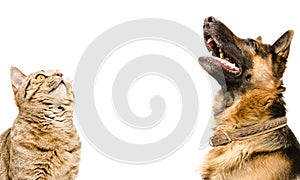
[207,16,215,23]
[204,16,218,26]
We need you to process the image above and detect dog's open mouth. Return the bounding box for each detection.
[204,33,242,76]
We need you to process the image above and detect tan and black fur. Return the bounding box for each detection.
[0,67,81,179]
[198,16,300,179]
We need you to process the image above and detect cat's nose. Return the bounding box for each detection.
[55,71,63,77]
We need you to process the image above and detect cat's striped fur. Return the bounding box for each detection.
[0,67,81,179]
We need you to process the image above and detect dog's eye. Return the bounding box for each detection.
[245,74,252,81]
[246,40,257,49]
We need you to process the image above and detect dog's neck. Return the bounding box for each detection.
[213,87,286,130]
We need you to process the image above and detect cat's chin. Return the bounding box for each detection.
[49,82,67,97]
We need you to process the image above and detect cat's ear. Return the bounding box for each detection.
[11,66,26,93]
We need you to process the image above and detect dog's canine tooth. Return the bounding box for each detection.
[220,52,224,59]
[207,37,214,44]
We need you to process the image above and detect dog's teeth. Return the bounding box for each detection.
[226,61,232,66]
[224,59,238,69]
[214,57,239,72]
[207,38,214,44]
[227,63,234,68]
[220,52,224,59]
[228,62,237,68]
[229,63,236,68]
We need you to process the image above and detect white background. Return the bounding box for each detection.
[0,0,299,179]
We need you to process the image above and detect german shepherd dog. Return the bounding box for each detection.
[198,16,300,179]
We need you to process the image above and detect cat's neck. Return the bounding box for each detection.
[17,104,74,126]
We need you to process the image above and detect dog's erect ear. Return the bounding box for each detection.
[256,36,262,42]
[271,30,294,80]
[272,30,294,58]
[11,66,26,94]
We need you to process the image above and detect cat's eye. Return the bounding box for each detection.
[36,74,47,81]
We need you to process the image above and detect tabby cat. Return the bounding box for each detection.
[0,67,81,179]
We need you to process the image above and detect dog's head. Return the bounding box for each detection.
[199,16,293,92]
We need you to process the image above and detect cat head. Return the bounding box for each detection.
[10,67,74,111]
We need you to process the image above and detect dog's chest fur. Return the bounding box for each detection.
[201,89,296,179]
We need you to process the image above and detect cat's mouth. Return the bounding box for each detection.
[49,80,66,94]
